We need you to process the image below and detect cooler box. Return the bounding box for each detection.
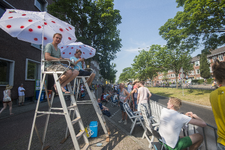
[89,121,98,138]
[36,90,45,101]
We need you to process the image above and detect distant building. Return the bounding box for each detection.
[153,46,225,83]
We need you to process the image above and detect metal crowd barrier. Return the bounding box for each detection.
[149,100,218,150]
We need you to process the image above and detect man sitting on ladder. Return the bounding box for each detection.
[44,33,79,93]
[70,49,96,86]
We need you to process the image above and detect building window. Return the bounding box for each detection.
[218,55,224,61]
[0,58,15,86]
[34,0,48,12]
[212,56,217,62]
[0,5,5,17]
[31,43,42,50]
[196,69,200,74]
[195,61,200,66]
[189,70,194,75]
[25,59,40,81]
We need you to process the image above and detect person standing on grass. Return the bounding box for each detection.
[137,81,151,115]
[18,83,25,106]
[210,59,225,150]
[118,83,130,125]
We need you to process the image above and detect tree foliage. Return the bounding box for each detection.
[157,46,193,88]
[118,67,135,83]
[159,0,225,51]
[108,63,117,83]
[47,0,122,80]
[132,45,162,86]
[200,52,211,79]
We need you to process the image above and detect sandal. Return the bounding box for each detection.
[61,87,70,94]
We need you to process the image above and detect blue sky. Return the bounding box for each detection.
[112,0,202,82]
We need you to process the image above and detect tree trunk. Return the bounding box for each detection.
[176,75,178,89]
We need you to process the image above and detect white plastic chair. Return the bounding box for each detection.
[123,102,145,134]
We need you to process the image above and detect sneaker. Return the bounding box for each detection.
[124,120,127,125]
[118,119,124,123]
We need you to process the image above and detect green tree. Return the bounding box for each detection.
[47,0,122,80]
[159,0,225,51]
[132,45,161,86]
[108,63,117,83]
[158,46,193,88]
[118,67,135,82]
[200,52,211,79]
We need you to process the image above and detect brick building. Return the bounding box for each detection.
[0,0,54,103]
[153,46,225,83]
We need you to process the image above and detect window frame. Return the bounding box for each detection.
[209,67,212,73]
[212,56,217,62]
[196,69,200,74]
[0,57,15,86]
[25,58,41,81]
[34,0,48,12]
[195,61,200,66]
[218,54,224,61]
[31,43,42,50]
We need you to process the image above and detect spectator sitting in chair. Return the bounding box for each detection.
[70,49,95,86]
[104,92,112,101]
[98,98,111,117]
[159,97,207,150]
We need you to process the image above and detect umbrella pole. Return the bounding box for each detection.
[41,20,45,82]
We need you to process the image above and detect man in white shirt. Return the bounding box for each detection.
[159,97,207,150]
[137,81,151,114]
[18,83,25,106]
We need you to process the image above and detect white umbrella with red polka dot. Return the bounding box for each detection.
[60,42,96,59]
[0,9,76,46]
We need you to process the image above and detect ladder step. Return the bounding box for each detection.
[71,117,81,125]
[67,104,77,110]
[36,111,65,115]
[76,130,85,140]
[81,143,89,150]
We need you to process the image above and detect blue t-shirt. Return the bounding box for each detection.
[98,103,103,110]
[70,56,82,70]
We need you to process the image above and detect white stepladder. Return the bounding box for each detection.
[27,69,89,150]
[61,75,110,143]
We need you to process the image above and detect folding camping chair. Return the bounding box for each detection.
[123,102,145,134]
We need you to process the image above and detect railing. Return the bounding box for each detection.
[149,100,218,150]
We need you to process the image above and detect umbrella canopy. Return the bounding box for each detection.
[60,42,96,59]
[0,9,76,45]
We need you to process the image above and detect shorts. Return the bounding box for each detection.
[78,70,91,76]
[120,102,125,112]
[133,98,137,109]
[164,136,192,150]
[46,63,71,72]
